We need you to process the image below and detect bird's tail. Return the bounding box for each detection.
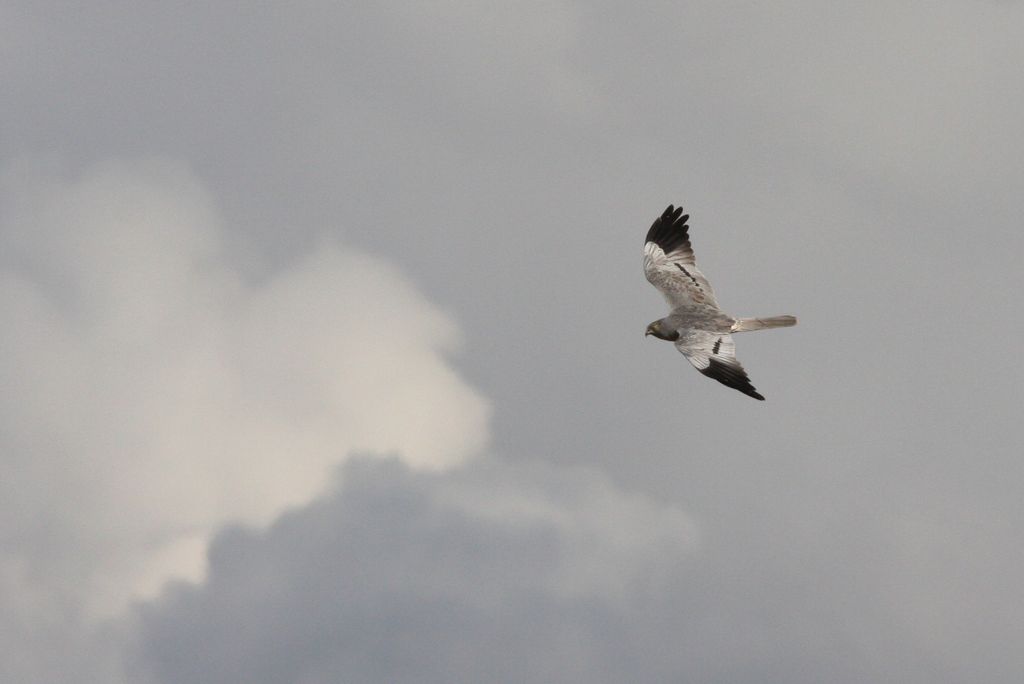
[731,315,797,332]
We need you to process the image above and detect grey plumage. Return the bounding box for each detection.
[643,205,796,400]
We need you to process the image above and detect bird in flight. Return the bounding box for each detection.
[644,205,796,400]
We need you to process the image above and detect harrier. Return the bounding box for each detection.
[644,205,796,400]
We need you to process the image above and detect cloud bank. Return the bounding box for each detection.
[0,159,489,679]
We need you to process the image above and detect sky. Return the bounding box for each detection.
[2,2,1023,682]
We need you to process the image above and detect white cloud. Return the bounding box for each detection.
[0,158,490,633]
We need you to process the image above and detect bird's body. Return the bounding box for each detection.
[663,308,735,336]
[643,205,796,400]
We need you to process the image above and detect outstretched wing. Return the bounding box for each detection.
[643,205,719,310]
[675,331,764,400]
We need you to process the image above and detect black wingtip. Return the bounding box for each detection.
[699,358,765,400]
[644,203,691,253]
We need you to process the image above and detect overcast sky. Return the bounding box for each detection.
[3,2,1024,682]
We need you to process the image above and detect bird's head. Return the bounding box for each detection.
[645,319,679,341]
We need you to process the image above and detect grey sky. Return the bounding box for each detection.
[3,2,1023,682]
